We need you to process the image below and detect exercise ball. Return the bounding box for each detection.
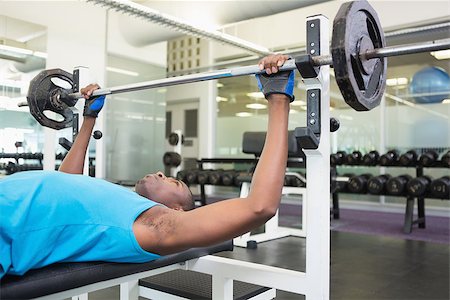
[409,67,450,104]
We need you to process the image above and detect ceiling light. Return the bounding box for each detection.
[386,77,408,86]
[235,112,253,117]
[246,103,267,109]
[431,50,450,60]
[246,92,265,99]
[106,67,139,77]
[33,51,48,59]
[157,88,167,93]
[0,44,33,56]
[0,44,47,60]
[216,96,228,102]
[291,100,306,106]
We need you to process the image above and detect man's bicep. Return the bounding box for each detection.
[164,198,263,252]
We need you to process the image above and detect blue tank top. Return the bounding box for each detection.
[0,171,160,278]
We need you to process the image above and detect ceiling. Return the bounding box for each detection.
[115,0,330,46]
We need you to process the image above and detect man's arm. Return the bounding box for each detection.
[59,84,104,174]
[135,54,292,254]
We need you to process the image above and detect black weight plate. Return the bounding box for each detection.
[27,69,74,130]
[331,0,386,111]
[168,132,179,146]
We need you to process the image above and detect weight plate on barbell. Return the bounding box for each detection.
[27,68,75,130]
[331,0,386,111]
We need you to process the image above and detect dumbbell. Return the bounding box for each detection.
[5,162,18,174]
[168,132,184,146]
[222,170,237,186]
[55,153,67,160]
[208,169,224,185]
[441,151,450,168]
[399,150,418,167]
[185,169,200,184]
[34,153,44,160]
[347,174,372,193]
[362,150,379,166]
[345,151,363,165]
[93,130,103,140]
[386,175,412,196]
[197,170,212,185]
[379,150,399,166]
[333,173,354,193]
[176,170,187,183]
[330,117,340,132]
[5,162,43,174]
[330,151,346,166]
[367,174,391,195]
[162,152,182,167]
[235,172,253,186]
[429,176,450,199]
[418,150,439,167]
[406,176,433,197]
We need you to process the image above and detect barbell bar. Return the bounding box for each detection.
[68,38,449,100]
[25,0,450,130]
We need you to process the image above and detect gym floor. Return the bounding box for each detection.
[83,230,449,300]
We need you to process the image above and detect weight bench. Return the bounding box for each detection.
[0,240,273,300]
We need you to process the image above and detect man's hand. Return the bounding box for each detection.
[81,84,105,118]
[256,54,295,102]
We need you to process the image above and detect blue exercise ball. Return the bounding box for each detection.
[409,66,450,104]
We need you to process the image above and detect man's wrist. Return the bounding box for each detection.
[267,94,290,102]
[82,117,96,128]
[83,116,96,121]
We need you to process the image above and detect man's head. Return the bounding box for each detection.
[135,171,194,211]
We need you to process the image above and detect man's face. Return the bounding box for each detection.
[135,172,191,210]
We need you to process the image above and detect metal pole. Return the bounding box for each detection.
[69,61,298,99]
[312,38,450,65]
[363,38,450,59]
[68,38,450,100]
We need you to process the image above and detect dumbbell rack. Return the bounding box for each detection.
[195,158,258,206]
[196,157,306,205]
[332,155,449,234]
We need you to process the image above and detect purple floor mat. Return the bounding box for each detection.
[330,208,449,244]
[204,196,449,244]
[278,203,450,245]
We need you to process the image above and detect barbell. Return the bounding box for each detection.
[26,0,450,130]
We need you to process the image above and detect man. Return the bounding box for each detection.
[0,54,293,278]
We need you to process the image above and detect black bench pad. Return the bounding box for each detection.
[0,241,233,299]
